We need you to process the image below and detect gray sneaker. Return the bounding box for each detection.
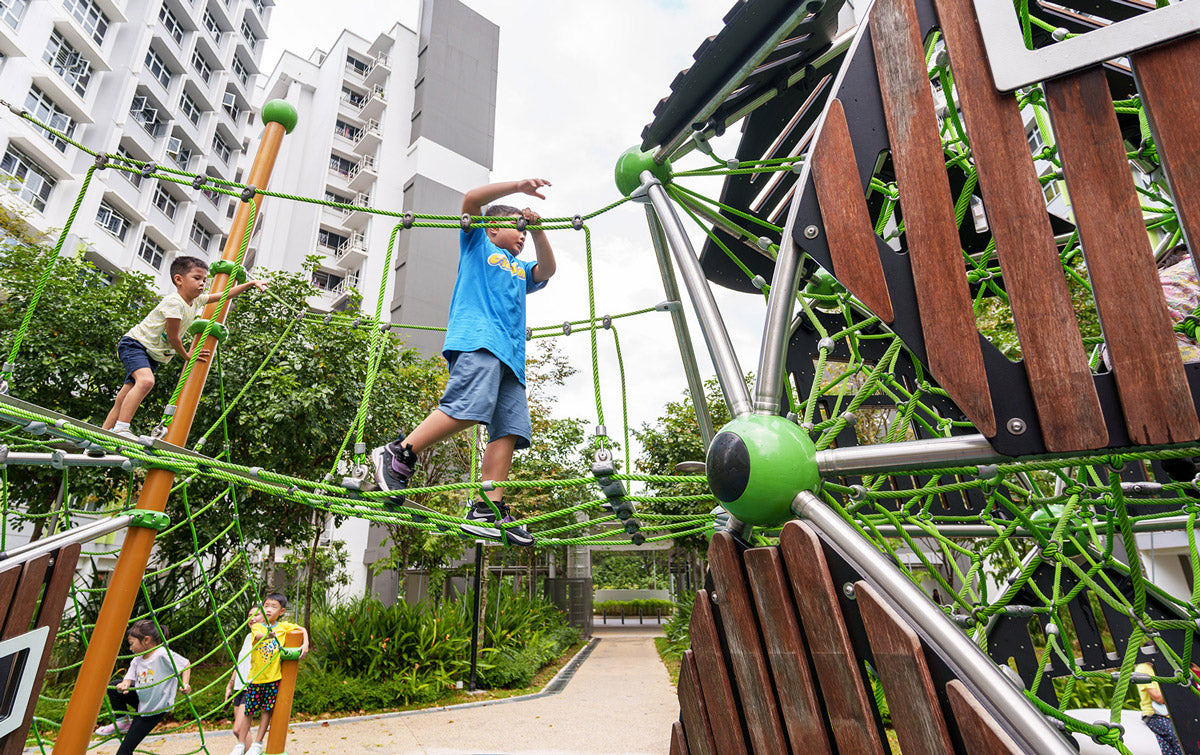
[370,437,417,509]
[461,499,534,547]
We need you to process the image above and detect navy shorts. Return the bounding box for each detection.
[117,336,160,385]
[439,350,532,450]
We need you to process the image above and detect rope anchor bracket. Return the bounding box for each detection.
[187,319,230,343]
[129,510,171,532]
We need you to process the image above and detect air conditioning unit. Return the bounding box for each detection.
[166,137,183,156]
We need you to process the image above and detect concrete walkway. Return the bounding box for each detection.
[103,625,677,755]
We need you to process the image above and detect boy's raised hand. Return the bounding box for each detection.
[516,178,551,200]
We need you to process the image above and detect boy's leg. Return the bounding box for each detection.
[463,435,534,546]
[102,383,134,430]
[372,409,475,504]
[407,409,476,452]
[115,367,156,425]
[480,435,517,503]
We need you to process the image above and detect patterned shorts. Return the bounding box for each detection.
[243,681,279,716]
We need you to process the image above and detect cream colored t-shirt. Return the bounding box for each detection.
[125,292,211,363]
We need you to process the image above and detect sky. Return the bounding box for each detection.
[262,0,771,471]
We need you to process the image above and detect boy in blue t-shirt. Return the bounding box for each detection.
[372,179,556,546]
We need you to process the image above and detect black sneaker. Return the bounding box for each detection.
[370,436,417,508]
[461,498,535,547]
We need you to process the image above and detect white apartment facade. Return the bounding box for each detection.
[0,0,273,288]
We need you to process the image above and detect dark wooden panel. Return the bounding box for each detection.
[707,533,788,752]
[811,98,896,323]
[869,0,996,436]
[1133,36,1200,272]
[744,547,831,753]
[945,679,1023,754]
[689,589,749,755]
[670,721,688,755]
[0,562,23,626]
[855,581,954,754]
[0,554,50,639]
[679,651,716,755]
[1,545,81,755]
[1046,68,1200,445]
[935,0,1107,452]
[779,522,886,753]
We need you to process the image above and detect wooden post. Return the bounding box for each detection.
[264,629,305,755]
[52,101,298,755]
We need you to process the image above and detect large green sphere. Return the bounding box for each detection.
[614,146,671,197]
[706,414,819,527]
[261,100,299,133]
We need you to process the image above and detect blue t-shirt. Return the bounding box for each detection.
[442,227,547,384]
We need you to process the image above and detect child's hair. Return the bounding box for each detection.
[484,204,520,218]
[126,619,166,645]
[170,255,207,279]
[265,592,288,610]
[1158,243,1191,270]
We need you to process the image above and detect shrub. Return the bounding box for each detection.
[593,599,675,615]
[662,592,694,658]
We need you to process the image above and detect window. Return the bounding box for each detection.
[63,0,109,45]
[328,153,353,177]
[24,86,76,152]
[345,55,369,77]
[152,183,178,219]
[44,31,92,97]
[201,185,222,208]
[211,132,232,163]
[145,48,171,89]
[116,147,142,188]
[166,137,190,169]
[1040,166,1062,203]
[333,119,361,141]
[240,19,258,50]
[1,147,56,211]
[250,0,265,17]
[191,49,212,83]
[129,94,162,136]
[203,10,220,38]
[324,189,352,205]
[312,269,343,292]
[318,228,347,251]
[158,4,184,45]
[190,221,213,252]
[231,55,249,87]
[2,0,29,29]
[340,86,364,108]
[180,92,201,125]
[96,201,130,240]
[138,235,165,269]
[1028,127,1046,157]
[222,91,241,122]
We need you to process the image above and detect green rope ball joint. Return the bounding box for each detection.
[706,414,819,527]
[805,269,840,298]
[261,99,299,133]
[1031,504,1082,557]
[614,146,671,197]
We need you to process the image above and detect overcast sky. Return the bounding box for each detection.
[262,1,770,472]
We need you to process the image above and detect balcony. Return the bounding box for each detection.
[347,155,376,192]
[352,118,381,154]
[334,232,367,270]
[51,19,112,76]
[337,93,366,123]
[363,53,389,88]
[357,85,385,120]
[341,192,371,229]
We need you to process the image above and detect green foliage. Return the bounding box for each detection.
[662,591,694,659]
[592,551,666,589]
[593,599,674,614]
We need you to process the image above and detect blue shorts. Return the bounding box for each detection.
[439,350,532,450]
[117,336,160,385]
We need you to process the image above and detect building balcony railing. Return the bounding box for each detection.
[334,231,367,270]
[352,118,381,154]
[347,154,376,191]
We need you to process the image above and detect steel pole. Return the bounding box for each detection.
[644,207,715,445]
[753,187,805,415]
[816,434,1005,476]
[468,541,484,692]
[791,490,1076,754]
[0,516,131,563]
[643,174,752,418]
[54,110,293,754]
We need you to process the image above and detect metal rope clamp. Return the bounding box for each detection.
[129,510,171,531]
[187,319,229,342]
[210,259,248,284]
[591,448,633,521]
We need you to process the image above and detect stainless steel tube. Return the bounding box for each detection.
[816,434,1004,475]
[645,206,716,445]
[1,451,133,468]
[0,515,132,563]
[792,490,1076,754]
[644,173,753,418]
[754,190,805,415]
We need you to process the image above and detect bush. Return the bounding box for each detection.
[593,599,675,615]
[662,592,694,659]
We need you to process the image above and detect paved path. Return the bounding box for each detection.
[100,625,677,755]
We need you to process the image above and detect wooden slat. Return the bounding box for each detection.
[869,0,996,436]
[670,721,688,755]
[778,522,886,753]
[0,554,50,639]
[0,562,23,626]
[678,651,716,755]
[1045,68,1200,445]
[855,581,955,755]
[2,545,81,755]
[689,590,749,755]
[744,548,832,753]
[945,679,1023,754]
[935,0,1107,452]
[707,533,788,753]
[1133,36,1200,273]
[811,98,896,323]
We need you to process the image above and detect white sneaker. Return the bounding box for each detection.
[247,742,264,755]
[228,744,245,755]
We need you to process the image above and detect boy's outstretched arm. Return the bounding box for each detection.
[462,179,550,217]
[525,208,556,283]
[224,280,268,298]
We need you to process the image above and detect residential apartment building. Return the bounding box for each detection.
[246,0,498,358]
[0,0,274,288]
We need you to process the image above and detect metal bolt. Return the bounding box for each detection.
[1006,417,1027,435]
[842,583,856,600]
[803,225,819,239]
[710,592,719,605]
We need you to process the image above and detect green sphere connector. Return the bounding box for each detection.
[805,270,840,298]
[706,414,819,527]
[614,146,671,198]
[261,99,298,134]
